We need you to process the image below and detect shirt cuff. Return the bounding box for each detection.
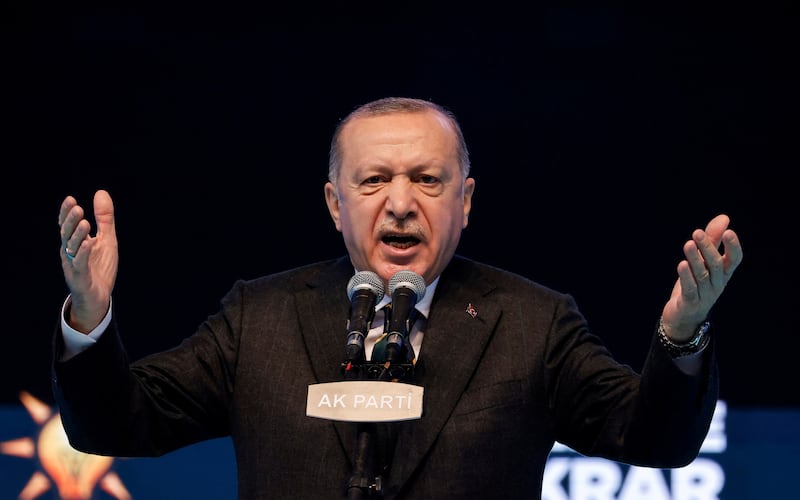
[671,348,705,376]
[60,295,113,361]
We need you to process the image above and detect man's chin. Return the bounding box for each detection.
[375,263,425,283]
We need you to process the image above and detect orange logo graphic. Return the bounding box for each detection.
[1,391,132,499]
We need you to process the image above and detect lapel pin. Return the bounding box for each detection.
[465,303,478,318]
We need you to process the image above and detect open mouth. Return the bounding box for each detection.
[382,234,420,249]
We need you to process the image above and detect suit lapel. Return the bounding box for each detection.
[296,258,354,385]
[388,259,500,493]
[295,258,359,467]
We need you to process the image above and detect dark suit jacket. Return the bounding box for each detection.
[53,255,718,499]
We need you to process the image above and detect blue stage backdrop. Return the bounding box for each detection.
[1,395,798,499]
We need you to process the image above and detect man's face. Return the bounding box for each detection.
[324,110,475,287]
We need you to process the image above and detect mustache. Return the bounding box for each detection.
[377,219,425,239]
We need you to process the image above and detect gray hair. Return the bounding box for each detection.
[328,97,471,184]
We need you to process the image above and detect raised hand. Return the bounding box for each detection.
[661,214,743,341]
[57,189,119,333]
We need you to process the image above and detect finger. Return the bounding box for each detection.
[693,230,725,288]
[683,238,712,288]
[63,219,91,262]
[58,196,77,228]
[64,239,83,264]
[92,190,116,238]
[721,228,744,277]
[60,204,85,249]
[676,260,700,301]
[702,213,731,247]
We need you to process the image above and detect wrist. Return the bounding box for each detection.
[657,317,711,358]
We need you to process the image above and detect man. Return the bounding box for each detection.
[54,97,743,498]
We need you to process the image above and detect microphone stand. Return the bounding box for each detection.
[342,355,414,498]
[341,355,379,499]
[347,421,380,499]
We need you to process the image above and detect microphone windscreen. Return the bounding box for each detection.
[347,271,385,302]
[388,270,426,301]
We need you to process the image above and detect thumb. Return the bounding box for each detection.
[93,189,116,237]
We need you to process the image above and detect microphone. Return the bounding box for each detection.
[344,271,385,364]
[382,270,426,364]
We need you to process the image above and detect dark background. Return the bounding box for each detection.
[4,3,797,409]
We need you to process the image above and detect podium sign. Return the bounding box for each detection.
[306,381,424,422]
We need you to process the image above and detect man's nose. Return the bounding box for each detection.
[385,179,417,219]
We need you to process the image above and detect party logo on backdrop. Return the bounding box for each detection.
[1,391,131,499]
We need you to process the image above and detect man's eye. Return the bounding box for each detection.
[419,175,439,185]
[364,176,383,184]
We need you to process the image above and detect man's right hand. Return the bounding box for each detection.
[58,189,119,333]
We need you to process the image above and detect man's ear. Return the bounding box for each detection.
[462,177,475,228]
[324,182,342,231]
